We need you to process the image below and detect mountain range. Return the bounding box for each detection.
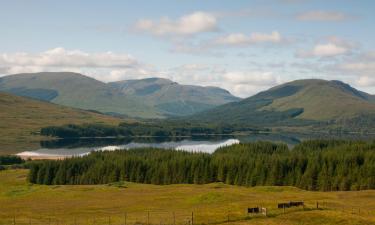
[0,72,240,118]
[1,72,375,131]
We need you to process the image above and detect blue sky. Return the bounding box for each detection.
[0,0,374,97]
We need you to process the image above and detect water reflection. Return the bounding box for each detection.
[17,138,239,159]
[15,132,375,159]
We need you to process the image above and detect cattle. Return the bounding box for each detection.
[248,207,260,213]
[278,201,304,209]
[278,203,290,209]
[290,201,304,207]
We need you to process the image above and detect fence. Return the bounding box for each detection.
[1,201,374,225]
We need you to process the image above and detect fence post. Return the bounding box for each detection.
[124,212,127,225]
[191,212,194,225]
[173,212,175,225]
[13,215,16,225]
[316,202,319,209]
[227,208,230,223]
[147,211,150,225]
[108,216,111,225]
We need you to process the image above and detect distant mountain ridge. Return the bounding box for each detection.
[189,79,375,131]
[0,72,240,118]
[109,77,240,116]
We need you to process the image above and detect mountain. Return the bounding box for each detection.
[0,91,120,141]
[189,79,375,130]
[0,72,160,118]
[0,72,240,118]
[109,78,240,116]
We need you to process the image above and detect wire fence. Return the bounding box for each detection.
[1,201,374,225]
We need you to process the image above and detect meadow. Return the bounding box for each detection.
[0,169,374,225]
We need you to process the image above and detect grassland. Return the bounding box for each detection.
[0,92,121,155]
[0,169,374,225]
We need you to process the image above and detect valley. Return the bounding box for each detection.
[1,2,374,224]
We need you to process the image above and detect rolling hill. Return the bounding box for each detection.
[0,72,161,118]
[0,72,240,118]
[0,91,120,147]
[189,79,375,130]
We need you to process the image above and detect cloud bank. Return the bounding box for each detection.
[134,11,218,36]
[214,31,282,46]
[0,48,284,97]
[296,10,353,21]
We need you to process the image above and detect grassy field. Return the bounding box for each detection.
[0,169,374,225]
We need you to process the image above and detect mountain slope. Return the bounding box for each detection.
[0,72,240,118]
[0,72,161,118]
[109,78,240,116]
[190,79,375,128]
[0,91,120,141]
[261,79,375,120]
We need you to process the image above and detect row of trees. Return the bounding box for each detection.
[40,122,264,138]
[28,140,375,191]
[0,155,24,165]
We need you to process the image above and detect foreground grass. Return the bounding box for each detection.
[0,170,374,225]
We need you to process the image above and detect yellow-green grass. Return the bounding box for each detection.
[0,170,374,225]
[0,92,122,155]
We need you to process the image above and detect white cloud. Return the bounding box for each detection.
[356,75,375,87]
[0,48,158,82]
[340,62,375,72]
[168,64,281,97]
[297,43,350,58]
[214,31,282,46]
[309,50,375,89]
[312,43,348,56]
[134,11,217,36]
[335,51,375,76]
[0,47,139,68]
[296,10,352,21]
[0,48,286,97]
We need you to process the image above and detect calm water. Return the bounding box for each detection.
[15,133,375,158]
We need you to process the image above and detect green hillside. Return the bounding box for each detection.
[190,79,375,130]
[0,73,240,118]
[0,92,121,154]
[261,79,375,120]
[0,72,161,118]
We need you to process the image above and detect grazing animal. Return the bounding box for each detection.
[290,201,304,207]
[248,207,260,213]
[278,201,304,208]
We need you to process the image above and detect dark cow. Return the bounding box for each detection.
[290,201,304,207]
[278,203,290,209]
[248,207,260,213]
[278,201,304,209]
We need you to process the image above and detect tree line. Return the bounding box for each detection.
[40,122,263,138]
[28,140,375,191]
[0,155,24,165]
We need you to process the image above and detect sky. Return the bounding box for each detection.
[0,0,374,97]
